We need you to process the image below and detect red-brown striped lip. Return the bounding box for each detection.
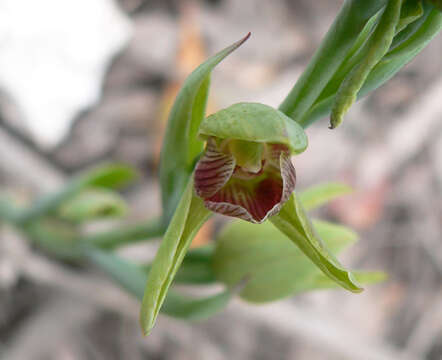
[194,137,296,223]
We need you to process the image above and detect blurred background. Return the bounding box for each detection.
[0,0,441,359]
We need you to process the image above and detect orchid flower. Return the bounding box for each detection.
[140,1,442,334]
[194,102,307,223]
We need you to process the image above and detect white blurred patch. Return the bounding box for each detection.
[0,0,132,147]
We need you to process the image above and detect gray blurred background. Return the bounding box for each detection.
[0,0,441,359]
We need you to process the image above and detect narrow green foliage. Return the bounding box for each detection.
[86,247,230,320]
[160,290,231,320]
[299,182,353,211]
[140,179,211,335]
[311,270,387,290]
[298,4,442,128]
[390,1,428,50]
[24,218,81,260]
[330,0,403,129]
[396,0,424,33]
[80,218,165,250]
[16,164,136,225]
[279,0,387,122]
[270,193,362,293]
[362,6,442,93]
[427,0,442,11]
[85,164,137,190]
[58,188,127,223]
[172,253,216,284]
[85,246,147,299]
[143,245,216,285]
[160,33,250,222]
[312,10,383,106]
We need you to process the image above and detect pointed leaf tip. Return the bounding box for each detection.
[270,194,363,293]
[140,180,212,335]
[160,32,252,222]
[241,32,251,44]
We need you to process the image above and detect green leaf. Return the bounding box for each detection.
[299,182,353,211]
[173,262,215,284]
[140,179,212,335]
[322,0,423,103]
[198,102,308,155]
[300,11,382,127]
[172,244,216,284]
[173,255,216,284]
[80,218,165,250]
[396,0,424,33]
[270,193,362,293]
[278,0,388,123]
[160,290,231,321]
[85,246,147,299]
[16,163,137,225]
[299,4,441,128]
[427,0,442,11]
[362,6,442,93]
[213,218,362,303]
[311,10,383,105]
[85,247,231,320]
[24,218,81,260]
[314,219,358,245]
[143,245,216,285]
[330,0,403,129]
[160,33,250,222]
[309,270,387,291]
[390,1,428,49]
[58,188,127,223]
[85,163,137,190]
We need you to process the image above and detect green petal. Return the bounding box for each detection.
[198,103,308,155]
[139,179,211,335]
[85,247,231,320]
[212,218,367,303]
[160,33,250,222]
[270,193,362,293]
[227,139,263,173]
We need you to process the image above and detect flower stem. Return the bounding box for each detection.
[80,218,165,249]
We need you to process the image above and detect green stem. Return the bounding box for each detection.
[1,195,164,253]
[140,179,211,335]
[15,164,136,226]
[80,218,165,249]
